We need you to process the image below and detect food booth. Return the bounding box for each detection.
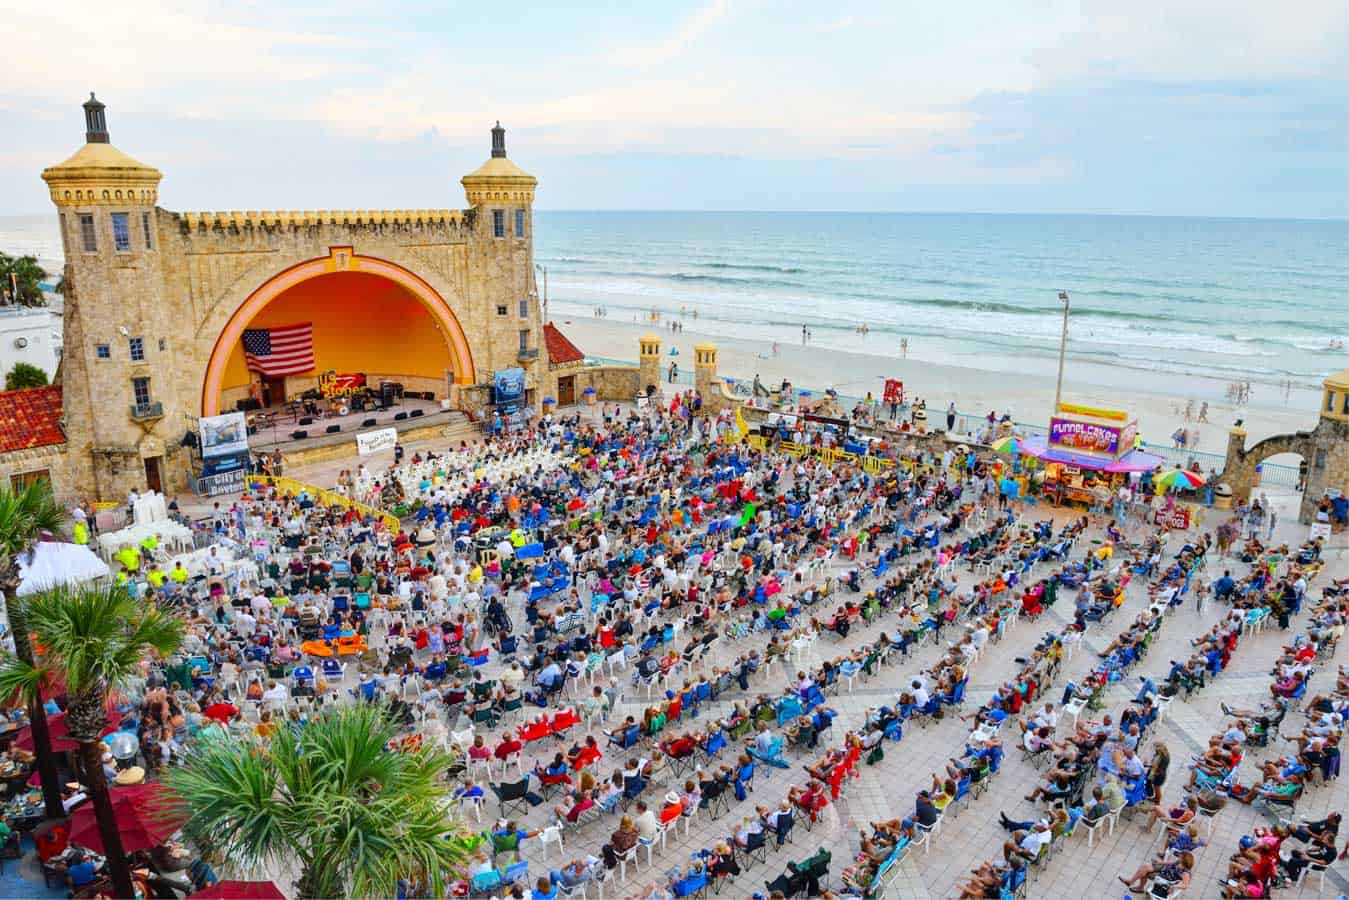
[1021,403,1162,508]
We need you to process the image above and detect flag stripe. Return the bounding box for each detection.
[243,322,314,376]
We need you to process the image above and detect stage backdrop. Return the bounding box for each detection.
[218,271,451,401]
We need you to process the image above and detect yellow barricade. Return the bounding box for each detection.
[245,475,399,532]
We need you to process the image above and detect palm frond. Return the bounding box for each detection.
[170,703,467,898]
[0,481,65,562]
[0,652,49,707]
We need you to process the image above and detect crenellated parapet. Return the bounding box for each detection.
[173,209,469,231]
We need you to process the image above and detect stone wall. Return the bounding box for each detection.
[1221,418,1349,523]
[0,443,81,505]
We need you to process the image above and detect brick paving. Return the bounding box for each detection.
[262,419,1349,900]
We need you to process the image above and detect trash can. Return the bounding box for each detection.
[583,387,598,406]
[1214,482,1233,510]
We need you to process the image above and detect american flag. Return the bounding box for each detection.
[242,323,314,376]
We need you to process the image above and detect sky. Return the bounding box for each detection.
[3,0,1348,217]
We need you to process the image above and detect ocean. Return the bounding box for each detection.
[6,211,1346,390]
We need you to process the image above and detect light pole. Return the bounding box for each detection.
[1054,290,1070,413]
[535,264,548,317]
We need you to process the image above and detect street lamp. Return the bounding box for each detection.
[534,264,548,317]
[1054,290,1070,414]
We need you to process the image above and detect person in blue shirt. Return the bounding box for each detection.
[67,852,98,888]
[1213,570,1236,601]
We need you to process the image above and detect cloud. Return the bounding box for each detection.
[818,16,856,32]
[611,0,731,66]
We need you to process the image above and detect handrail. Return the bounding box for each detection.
[244,474,400,533]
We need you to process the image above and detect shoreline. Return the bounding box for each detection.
[549,312,1323,457]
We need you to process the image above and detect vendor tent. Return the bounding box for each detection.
[18,541,111,596]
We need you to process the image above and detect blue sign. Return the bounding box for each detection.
[494,367,526,407]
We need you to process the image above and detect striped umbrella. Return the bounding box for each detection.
[1156,468,1205,490]
[991,435,1026,455]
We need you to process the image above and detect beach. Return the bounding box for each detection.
[551,312,1324,458]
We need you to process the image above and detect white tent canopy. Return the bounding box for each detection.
[17,540,112,596]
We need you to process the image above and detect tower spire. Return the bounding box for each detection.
[83,92,108,144]
[491,121,506,158]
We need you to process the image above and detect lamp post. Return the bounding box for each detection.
[535,264,548,317]
[1054,290,1070,414]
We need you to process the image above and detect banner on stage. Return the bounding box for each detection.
[494,368,526,407]
[1153,506,1191,530]
[1310,522,1332,541]
[199,412,249,458]
[357,427,398,456]
[882,379,903,405]
[198,467,247,497]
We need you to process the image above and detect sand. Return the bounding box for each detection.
[549,314,1323,458]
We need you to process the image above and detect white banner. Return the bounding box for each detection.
[356,427,398,456]
[1310,522,1332,541]
[199,412,250,458]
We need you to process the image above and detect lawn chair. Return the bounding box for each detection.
[490,777,531,819]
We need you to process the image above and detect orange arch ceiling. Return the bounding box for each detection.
[200,248,476,417]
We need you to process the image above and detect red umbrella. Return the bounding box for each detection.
[69,782,186,854]
[14,709,123,753]
[188,882,286,900]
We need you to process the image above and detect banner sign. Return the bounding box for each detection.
[199,451,250,478]
[356,427,398,456]
[199,412,249,459]
[493,367,526,407]
[1049,416,1125,455]
[882,379,904,405]
[1056,402,1128,422]
[1153,506,1192,530]
[198,467,247,497]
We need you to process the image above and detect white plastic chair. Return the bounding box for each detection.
[539,824,565,860]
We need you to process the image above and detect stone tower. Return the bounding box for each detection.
[638,334,661,395]
[461,122,542,385]
[694,342,720,413]
[41,94,187,498]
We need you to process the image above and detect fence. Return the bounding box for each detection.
[587,356,1305,488]
[244,474,399,531]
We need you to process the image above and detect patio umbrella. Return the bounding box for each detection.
[69,782,185,854]
[189,882,286,900]
[1156,469,1205,490]
[990,435,1026,455]
[14,708,122,753]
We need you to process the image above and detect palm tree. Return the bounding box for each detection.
[0,480,67,818]
[0,252,48,306]
[165,703,469,899]
[0,584,183,898]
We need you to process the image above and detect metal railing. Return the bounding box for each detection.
[129,401,164,420]
[584,355,1305,486]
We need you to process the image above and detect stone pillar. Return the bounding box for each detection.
[638,334,661,397]
[694,342,719,414]
[1221,426,1251,501]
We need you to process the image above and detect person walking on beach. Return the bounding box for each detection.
[802,324,808,345]
[1198,401,1209,423]
[668,360,679,383]
[946,402,956,433]
[901,338,908,358]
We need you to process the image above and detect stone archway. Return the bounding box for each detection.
[200,247,477,417]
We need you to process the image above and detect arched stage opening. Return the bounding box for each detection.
[201,252,476,418]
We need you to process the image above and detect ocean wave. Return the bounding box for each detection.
[702,262,806,274]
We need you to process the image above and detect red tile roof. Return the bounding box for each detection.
[0,385,65,453]
[543,322,585,365]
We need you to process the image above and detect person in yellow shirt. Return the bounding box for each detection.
[114,545,141,573]
[146,567,167,589]
[169,561,189,584]
[72,520,89,546]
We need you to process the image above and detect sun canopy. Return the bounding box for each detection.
[17,541,111,596]
[1021,438,1164,474]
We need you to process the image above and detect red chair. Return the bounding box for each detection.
[518,719,553,744]
[571,745,602,773]
[551,708,581,736]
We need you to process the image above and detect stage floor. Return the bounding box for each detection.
[241,398,472,455]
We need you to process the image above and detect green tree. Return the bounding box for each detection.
[165,703,468,899]
[0,481,67,819]
[5,362,49,391]
[0,252,48,307]
[0,585,183,898]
